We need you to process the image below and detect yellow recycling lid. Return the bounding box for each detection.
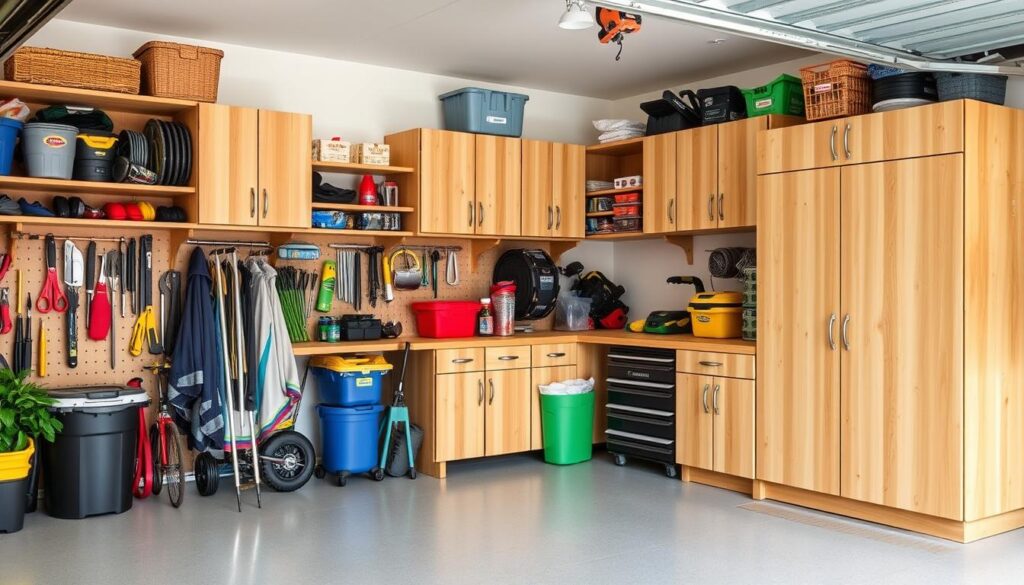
[309,355,393,374]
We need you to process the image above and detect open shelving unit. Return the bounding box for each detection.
[311,160,414,175]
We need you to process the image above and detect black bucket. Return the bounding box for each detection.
[73,132,118,182]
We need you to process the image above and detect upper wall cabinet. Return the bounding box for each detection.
[522,139,585,239]
[198,104,312,228]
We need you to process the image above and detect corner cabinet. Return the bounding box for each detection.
[198,104,311,228]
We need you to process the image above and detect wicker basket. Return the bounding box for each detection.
[800,60,871,121]
[4,47,141,94]
[133,41,224,102]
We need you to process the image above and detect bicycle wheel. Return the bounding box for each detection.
[149,425,163,495]
[164,424,186,508]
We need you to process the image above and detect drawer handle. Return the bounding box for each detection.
[698,360,722,367]
[451,358,475,364]
[546,352,566,358]
[497,355,519,361]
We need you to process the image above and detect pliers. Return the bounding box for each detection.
[0,288,10,334]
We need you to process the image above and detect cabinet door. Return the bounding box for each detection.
[642,133,677,234]
[435,372,485,461]
[675,126,718,231]
[420,129,476,235]
[842,100,963,167]
[718,117,766,229]
[756,168,841,495]
[552,143,585,238]
[198,104,259,226]
[713,377,754,479]
[756,119,845,174]
[530,365,577,451]
[840,155,964,520]
[677,373,714,470]
[521,139,553,237]
[256,110,311,228]
[475,135,521,236]
[485,368,532,456]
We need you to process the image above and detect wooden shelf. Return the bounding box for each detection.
[311,203,414,213]
[585,231,646,240]
[586,187,643,197]
[1,216,195,231]
[306,228,414,237]
[0,175,195,197]
[0,80,197,115]
[586,211,614,218]
[312,161,415,175]
[586,137,644,156]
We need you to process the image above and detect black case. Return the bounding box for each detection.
[340,315,382,341]
[697,86,747,125]
[640,90,702,136]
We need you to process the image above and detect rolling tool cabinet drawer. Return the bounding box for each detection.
[608,362,675,385]
[436,348,485,374]
[531,343,577,368]
[607,378,675,412]
[606,404,675,440]
[676,350,754,380]
[604,429,675,463]
[485,345,531,370]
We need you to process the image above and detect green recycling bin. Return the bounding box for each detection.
[540,390,595,465]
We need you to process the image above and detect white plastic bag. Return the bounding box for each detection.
[539,377,595,396]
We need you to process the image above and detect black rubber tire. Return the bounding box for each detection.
[665,465,678,479]
[372,468,385,482]
[165,425,185,508]
[314,464,326,480]
[409,468,417,480]
[613,454,627,467]
[149,425,163,496]
[338,473,347,487]
[259,431,316,492]
[194,452,220,497]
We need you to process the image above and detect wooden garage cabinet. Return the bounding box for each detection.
[385,128,523,237]
[198,104,312,228]
[756,99,1024,542]
[643,115,800,234]
[521,140,585,238]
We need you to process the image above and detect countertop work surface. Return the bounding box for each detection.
[292,330,755,356]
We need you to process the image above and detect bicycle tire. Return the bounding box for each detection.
[165,424,185,508]
[149,425,163,496]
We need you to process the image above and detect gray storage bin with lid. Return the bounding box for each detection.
[43,386,150,519]
[22,122,78,179]
[439,87,529,137]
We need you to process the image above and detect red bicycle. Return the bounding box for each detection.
[146,363,185,508]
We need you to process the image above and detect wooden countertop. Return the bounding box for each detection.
[292,330,754,356]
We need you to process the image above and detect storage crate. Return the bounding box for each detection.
[935,73,1007,105]
[742,308,756,341]
[742,74,804,117]
[439,87,529,137]
[613,192,641,204]
[5,47,141,94]
[742,267,757,308]
[613,217,641,232]
[612,203,641,218]
[587,196,614,212]
[313,138,351,162]
[800,60,871,121]
[133,41,223,102]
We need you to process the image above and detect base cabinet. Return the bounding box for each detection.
[677,373,754,479]
[435,372,486,461]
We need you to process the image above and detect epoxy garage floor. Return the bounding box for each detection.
[4,455,1024,585]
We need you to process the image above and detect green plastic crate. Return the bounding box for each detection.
[742,74,804,117]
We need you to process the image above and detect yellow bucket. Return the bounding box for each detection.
[0,438,35,481]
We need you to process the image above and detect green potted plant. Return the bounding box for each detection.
[0,369,62,533]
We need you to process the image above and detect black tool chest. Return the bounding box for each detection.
[605,346,678,477]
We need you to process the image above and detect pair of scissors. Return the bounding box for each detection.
[36,234,68,313]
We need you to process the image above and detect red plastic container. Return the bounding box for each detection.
[613,192,641,204]
[411,301,482,338]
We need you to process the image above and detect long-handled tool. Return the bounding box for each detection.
[85,241,96,327]
[105,250,120,367]
[37,324,46,377]
[378,342,417,479]
[229,250,261,508]
[211,252,243,512]
[118,237,126,317]
[23,294,31,374]
[125,237,136,315]
[129,235,161,355]
[159,271,181,356]
[63,240,83,368]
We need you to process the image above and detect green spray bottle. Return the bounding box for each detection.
[316,260,337,312]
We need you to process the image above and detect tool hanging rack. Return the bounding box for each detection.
[186,238,273,249]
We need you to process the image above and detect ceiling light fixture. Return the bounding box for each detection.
[559,0,595,30]
[707,38,726,45]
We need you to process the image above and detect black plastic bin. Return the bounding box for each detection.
[0,477,29,533]
[43,386,149,519]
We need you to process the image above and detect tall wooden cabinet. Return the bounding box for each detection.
[756,100,1024,541]
[198,104,311,228]
[521,140,585,238]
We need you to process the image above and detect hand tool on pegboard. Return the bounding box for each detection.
[104,250,120,368]
[0,252,11,283]
[36,235,68,314]
[118,237,126,317]
[430,250,441,298]
[85,240,96,327]
[88,252,110,341]
[63,240,83,368]
[0,289,10,335]
[159,270,181,356]
[129,235,161,355]
[37,324,46,378]
[126,237,137,315]
[22,294,32,374]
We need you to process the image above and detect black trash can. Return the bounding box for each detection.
[43,386,149,519]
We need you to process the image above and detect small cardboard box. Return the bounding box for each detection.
[351,143,391,165]
[614,175,643,190]
[313,138,350,163]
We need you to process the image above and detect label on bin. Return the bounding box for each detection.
[755,97,774,109]
[356,377,373,387]
[485,115,508,125]
[44,135,68,148]
[813,82,834,94]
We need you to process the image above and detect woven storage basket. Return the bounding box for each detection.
[800,60,871,121]
[133,41,224,102]
[4,47,140,94]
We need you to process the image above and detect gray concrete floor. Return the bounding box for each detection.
[3,453,1024,585]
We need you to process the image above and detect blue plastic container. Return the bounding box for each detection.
[439,87,529,137]
[317,404,383,475]
[0,118,23,176]
[312,367,387,407]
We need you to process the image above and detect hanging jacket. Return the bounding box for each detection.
[168,248,226,455]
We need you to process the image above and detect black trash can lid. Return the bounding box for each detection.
[46,386,149,411]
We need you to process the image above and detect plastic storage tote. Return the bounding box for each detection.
[742,74,805,117]
[310,355,392,406]
[42,386,149,519]
[540,388,595,465]
[688,291,744,339]
[0,117,23,176]
[317,404,384,484]
[439,87,529,137]
[22,122,78,179]
[411,300,482,338]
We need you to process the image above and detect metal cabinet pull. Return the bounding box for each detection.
[451,358,474,364]
[841,314,851,350]
[488,379,495,405]
[546,352,566,358]
[830,125,838,161]
[468,202,474,227]
[547,206,553,230]
[718,193,724,221]
[712,384,721,415]
[701,384,710,414]
[556,205,562,229]
[249,188,256,218]
[668,198,675,224]
[497,355,519,361]
[828,313,837,351]
[698,360,722,367]
[843,123,852,159]
[262,188,269,218]
[478,379,484,405]
[707,194,714,221]
[478,202,484,226]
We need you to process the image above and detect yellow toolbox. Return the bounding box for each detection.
[688,291,744,338]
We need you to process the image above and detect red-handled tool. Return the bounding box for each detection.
[0,288,10,334]
[0,253,11,283]
[88,253,111,341]
[36,235,68,313]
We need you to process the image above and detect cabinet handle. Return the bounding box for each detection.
[478,379,484,405]
[713,384,721,415]
[546,352,566,358]
[468,202,474,227]
[667,198,675,224]
[497,355,519,361]
[701,384,710,414]
[478,202,484,226]
[841,314,851,351]
[718,193,724,221]
[707,194,714,221]
[262,188,269,218]
[249,187,256,218]
[827,313,837,351]
[547,205,553,230]
[555,205,562,229]
[830,125,838,161]
[451,357,474,364]
[488,378,495,405]
[843,123,852,160]
[698,360,722,367]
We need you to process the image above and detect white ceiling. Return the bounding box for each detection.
[55,0,810,99]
